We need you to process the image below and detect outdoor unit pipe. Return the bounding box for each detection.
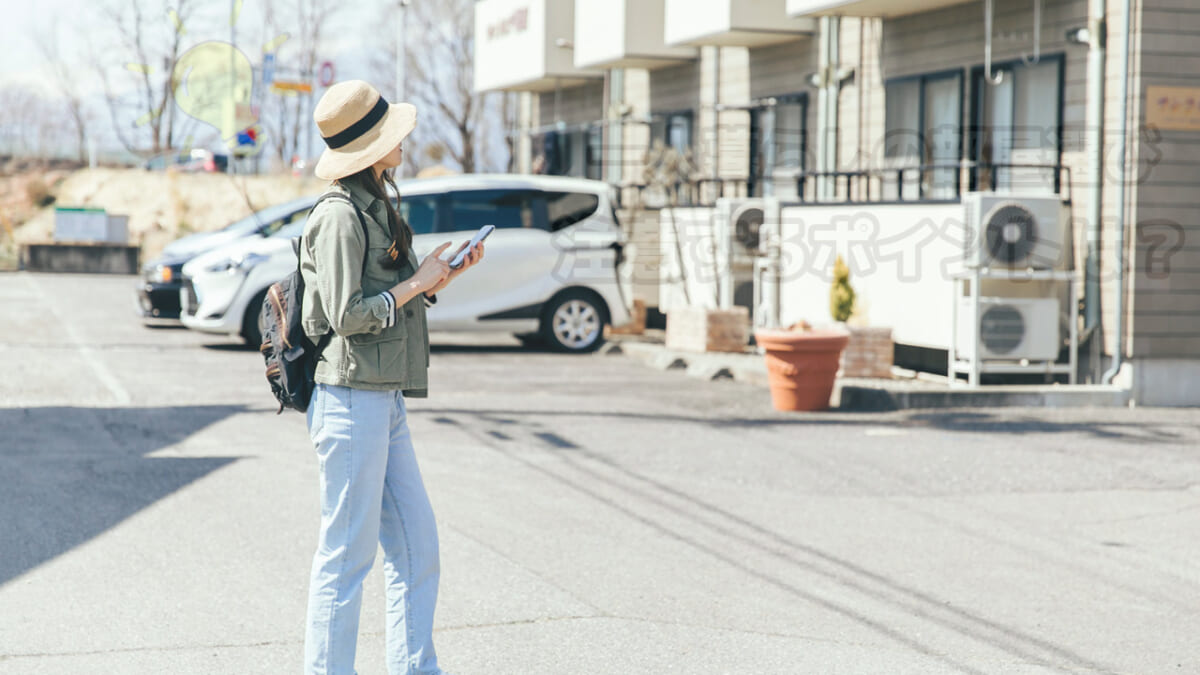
[1102,0,1133,385]
[1083,0,1106,377]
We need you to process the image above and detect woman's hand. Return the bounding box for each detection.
[409,241,453,294]
[425,240,485,296]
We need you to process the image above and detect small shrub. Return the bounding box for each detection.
[24,176,55,207]
[830,255,856,323]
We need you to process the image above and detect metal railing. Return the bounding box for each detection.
[792,163,1072,205]
[611,177,750,209]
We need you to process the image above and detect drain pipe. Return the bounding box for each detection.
[1102,0,1133,385]
[712,46,722,200]
[816,16,840,201]
[1082,0,1107,379]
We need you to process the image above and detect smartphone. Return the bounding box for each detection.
[449,224,495,269]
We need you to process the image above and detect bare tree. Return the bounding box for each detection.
[375,0,511,175]
[91,0,196,157]
[258,0,341,166]
[0,85,70,161]
[35,23,92,164]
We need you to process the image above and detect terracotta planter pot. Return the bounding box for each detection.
[754,328,851,411]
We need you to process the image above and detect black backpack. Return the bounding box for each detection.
[258,193,369,414]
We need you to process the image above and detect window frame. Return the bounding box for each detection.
[649,109,695,154]
[883,68,964,201]
[967,52,1066,193]
[748,92,808,198]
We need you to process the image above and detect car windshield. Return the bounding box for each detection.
[221,198,314,236]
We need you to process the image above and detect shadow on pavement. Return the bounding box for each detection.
[431,343,554,354]
[415,407,1186,443]
[201,342,257,352]
[0,405,245,586]
[905,411,1190,443]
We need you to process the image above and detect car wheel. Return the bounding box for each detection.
[242,289,267,347]
[540,290,606,353]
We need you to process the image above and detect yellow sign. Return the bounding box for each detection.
[1146,85,1200,131]
[272,80,313,94]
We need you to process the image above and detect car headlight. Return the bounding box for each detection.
[207,252,269,274]
[149,264,175,283]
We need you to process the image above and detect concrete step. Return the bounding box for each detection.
[603,335,1132,411]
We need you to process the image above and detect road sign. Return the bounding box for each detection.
[319,61,335,87]
[272,80,313,94]
[262,53,276,86]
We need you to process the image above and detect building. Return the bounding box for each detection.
[474,0,1200,407]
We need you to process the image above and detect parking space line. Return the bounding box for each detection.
[21,273,132,405]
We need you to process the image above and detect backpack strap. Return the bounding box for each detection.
[303,191,374,357]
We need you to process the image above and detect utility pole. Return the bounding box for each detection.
[396,0,411,101]
[229,0,238,174]
[396,0,411,176]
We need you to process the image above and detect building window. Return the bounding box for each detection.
[534,125,603,181]
[749,94,807,198]
[884,71,962,200]
[971,56,1063,193]
[650,110,694,154]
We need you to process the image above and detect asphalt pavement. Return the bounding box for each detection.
[1,272,1198,675]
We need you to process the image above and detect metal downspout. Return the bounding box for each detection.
[712,46,721,200]
[816,16,840,201]
[1083,0,1107,380]
[1103,0,1133,384]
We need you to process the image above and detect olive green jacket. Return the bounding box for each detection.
[299,175,435,397]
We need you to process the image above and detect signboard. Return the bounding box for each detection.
[318,61,336,87]
[1146,85,1200,131]
[272,80,313,94]
[54,208,128,243]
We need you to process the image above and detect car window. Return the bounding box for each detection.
[273,218,307,239]
[258,213,296,237]
[543,191,600,231]
[223,200,314,235]
[447,189,540,231]
[398,195,437,235]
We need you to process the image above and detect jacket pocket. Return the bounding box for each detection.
[345,331,409,384]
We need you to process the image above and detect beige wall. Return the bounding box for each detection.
[1131,0,1199,359]
[649,61,701,115]
[857,0,1148,361]
[536,81,605,126]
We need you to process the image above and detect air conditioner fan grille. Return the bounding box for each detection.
[984,203,1038,265]
[979,305,1025,355]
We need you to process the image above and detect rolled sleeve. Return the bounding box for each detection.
[423,292,437,308]
[306,201,390,336]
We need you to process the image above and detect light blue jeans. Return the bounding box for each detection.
[305,382,443,675]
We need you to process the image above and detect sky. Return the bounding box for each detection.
[1,1,389,89]
[1,0,398,160]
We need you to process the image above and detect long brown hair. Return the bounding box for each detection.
[337,166,412,270]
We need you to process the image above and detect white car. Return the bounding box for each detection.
[180,174,632,352]
[180,217,308,345]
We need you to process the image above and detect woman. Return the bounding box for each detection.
[299,80,482,675]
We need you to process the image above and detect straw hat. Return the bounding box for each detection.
[312,80,417,180]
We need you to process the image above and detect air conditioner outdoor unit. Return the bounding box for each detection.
[714,198,778,319]
[962,192,1069,269]
[956,296,1061,361]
